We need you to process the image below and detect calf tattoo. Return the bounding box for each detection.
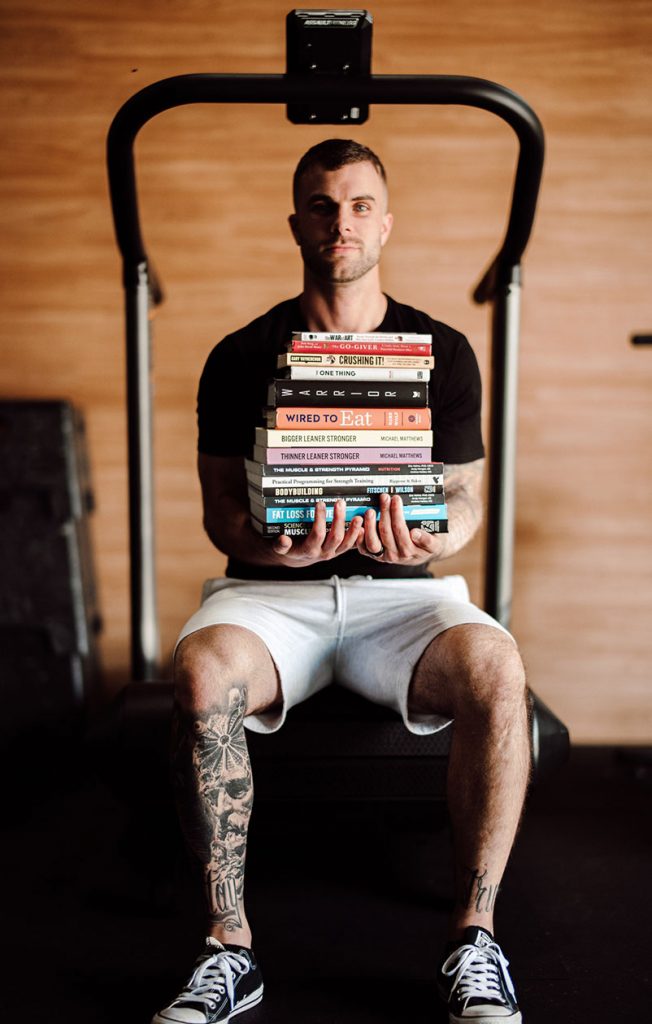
[172,686,252,932]
[463,866,500,914]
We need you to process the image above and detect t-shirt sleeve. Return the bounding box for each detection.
[197,338,260,457]
[432,334,485,464]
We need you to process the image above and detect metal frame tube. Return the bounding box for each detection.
[125,261,159,679]
[107,73,544,679]
[484,271,522,627]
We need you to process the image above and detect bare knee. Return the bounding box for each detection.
[174,625,281,715]
[411,624,527,721]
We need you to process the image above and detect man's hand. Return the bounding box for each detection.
[272,500,364,566]
[357,492,446,565]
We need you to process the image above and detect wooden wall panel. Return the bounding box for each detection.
[1,0,650,740]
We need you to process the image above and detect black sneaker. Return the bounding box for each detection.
[437,926,522,1023]
[152,938,264,1023]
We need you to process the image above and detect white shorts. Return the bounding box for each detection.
[176,574,510,737]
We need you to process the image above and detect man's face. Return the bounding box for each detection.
[289,160,393,285]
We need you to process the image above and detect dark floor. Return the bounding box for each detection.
[2,740,651,1023]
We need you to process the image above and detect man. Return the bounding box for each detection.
[153,139,530,1024]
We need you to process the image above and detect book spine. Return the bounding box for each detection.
[291,331,430,343]
[268,381,429,406]
[269,408,432,430]
[280,367,431,381]
[278,354,435,369]
[249,490,442,508]
[251,445,434,464]
[250,482,443,496]
[252,503,448,524]
[245,459,444,478]
[252,518,449,537]
[248,472,443,488]
[289,341,431,355]
[255,427,433,447]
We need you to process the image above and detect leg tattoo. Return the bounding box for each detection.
[461,865,500,916]
[172,686,253,932]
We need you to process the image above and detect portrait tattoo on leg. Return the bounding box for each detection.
[172,686,253,932]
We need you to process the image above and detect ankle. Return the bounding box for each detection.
[448,913,495,942]
[208,923,253,948]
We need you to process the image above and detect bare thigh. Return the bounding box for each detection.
[174,623,283,715]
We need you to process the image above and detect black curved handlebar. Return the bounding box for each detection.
[107,73,544,302]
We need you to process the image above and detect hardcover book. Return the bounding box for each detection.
[279,366,431,381]
[291,331,431,343]
[250,502,448,524]
[252,517,449,538]
[278,353,435,369]
[266,407,432,429]
[267,380,429,406]
[255,427,434,447]
[249,490,442,509]
[288,341,431,355]
[245,459,444,478]
[251,445,434,464]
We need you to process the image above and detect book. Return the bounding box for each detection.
[251,445,434,464]
[245,459,444,478]
[247,471,444,489]
[250,502,448,524]
[255,427,434,448]
[251,518,449,538]
[278,353,435,369]
[266,407,432,430]
[267,380,429,407]
[279,367,431,381]
[250,515,448,537]
[288,341,431,355]
[249,490,442,509]
[291,331,431,343]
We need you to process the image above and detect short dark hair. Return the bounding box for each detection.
[292,138,387,207]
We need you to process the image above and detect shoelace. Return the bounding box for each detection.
[441,940,516,1010]
[176,947,251,1013]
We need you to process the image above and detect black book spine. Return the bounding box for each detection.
[267,380,429,407]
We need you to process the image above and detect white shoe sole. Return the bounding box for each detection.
[152,983,264,1024]
[449,1011,522,1024]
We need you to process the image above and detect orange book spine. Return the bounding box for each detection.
[271,407,432,429]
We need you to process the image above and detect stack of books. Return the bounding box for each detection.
[246,331,448,538]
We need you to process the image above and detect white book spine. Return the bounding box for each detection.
[255,427,434,447]
[291,331,431,343]
[282,367,431,381]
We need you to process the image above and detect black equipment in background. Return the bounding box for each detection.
[286,8,372,124]
[99,10,570,801]
[0,400,102,744]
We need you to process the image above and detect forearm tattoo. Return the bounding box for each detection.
[438,460,484,558]
[172,686,252,931]
[461,865,500,915]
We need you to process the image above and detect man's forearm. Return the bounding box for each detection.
[427,488,483,562]
[203,495,287,566]
[425,459,484,563]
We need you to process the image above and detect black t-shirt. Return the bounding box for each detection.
[197,295,484,581]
